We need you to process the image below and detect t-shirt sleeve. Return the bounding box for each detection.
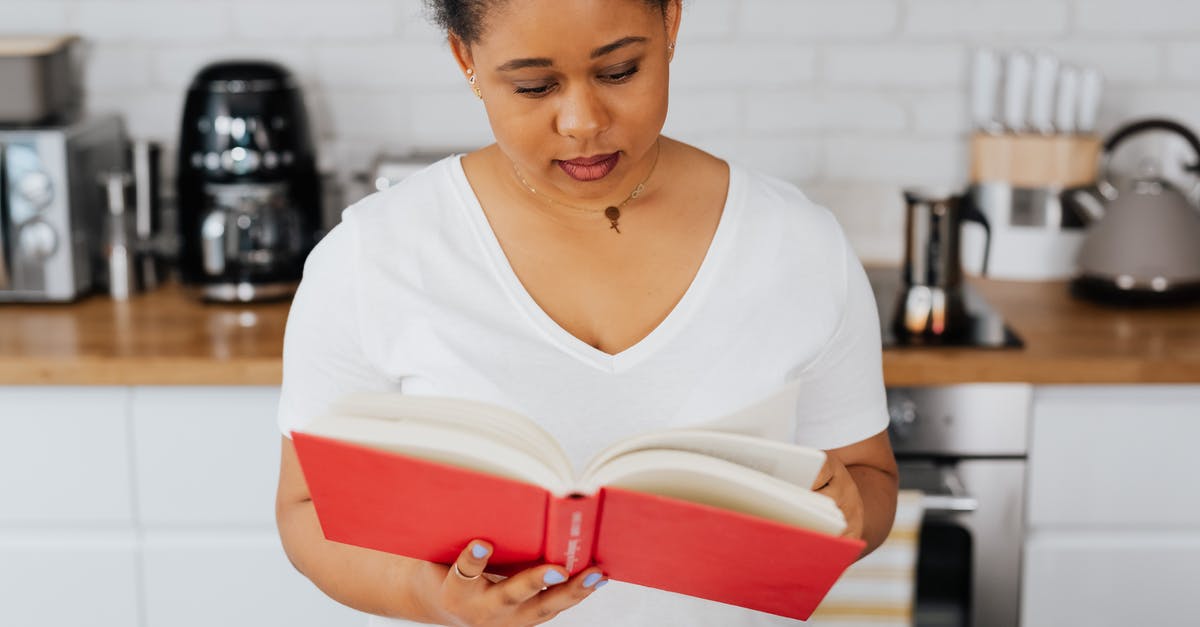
[790,223,890,450]
[276,216,395,437]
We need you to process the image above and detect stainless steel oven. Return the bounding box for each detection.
[886,384,1032,627]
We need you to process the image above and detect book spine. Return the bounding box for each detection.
[542,493,601,575]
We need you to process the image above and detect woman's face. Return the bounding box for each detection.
[452,0,680,202]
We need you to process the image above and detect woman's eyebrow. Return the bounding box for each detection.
[494,36,648,72]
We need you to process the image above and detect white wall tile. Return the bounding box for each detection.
[677,0,740,41]
[1167,44,1200,83]
[1096,87,1200,137]
[1076,0,1200,34]
[740,0,899,39]
[907,91,970,134]
[88,88,184,142]
[733,136,823,181]
[0,1,71,33]
[663,89,741,135]
[746,91,907,133]
[398,1,448,43]
[670,42,817,87]
[823,44,967,87]
[410,90,497,147]
[151,44,315,91]
[315,42,462,89]
[73,2,233,42]
[825,136,968,186]
[323,90,413,141]
[232,1,397,40]
[905,1,1070,37]
[1032,42,1163,85]
[83,45,153,93]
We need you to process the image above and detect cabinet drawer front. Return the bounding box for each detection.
[1028,386,1200,527]
[0,532,140,627]
[1022,531,1200,627]
[143,531,364,627]
[132,386,282,526]
[0,387,133,523]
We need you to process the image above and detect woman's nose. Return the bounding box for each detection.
[555,84,610,140]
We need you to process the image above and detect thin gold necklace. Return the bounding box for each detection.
[512,139,661,234]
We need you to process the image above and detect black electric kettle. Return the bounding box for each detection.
[1068,118,1200,305]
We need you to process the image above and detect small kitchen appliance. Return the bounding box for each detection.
[1069,118,1200,305]
[176,61,321,302]
[894,188,1010,344]
[0,35,83,125]
[0,114,127,302]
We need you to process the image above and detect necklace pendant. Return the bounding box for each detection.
[605,206,621,234]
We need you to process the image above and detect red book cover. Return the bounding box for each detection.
[292,431,865,621]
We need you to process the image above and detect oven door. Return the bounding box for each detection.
[899,459,1026,627]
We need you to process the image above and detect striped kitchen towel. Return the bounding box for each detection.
[808,490,925,627]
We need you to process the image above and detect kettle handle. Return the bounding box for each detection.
[960,193,992,276]
[1102,118,1200,176]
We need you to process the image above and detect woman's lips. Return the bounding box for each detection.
[556,152,620,181]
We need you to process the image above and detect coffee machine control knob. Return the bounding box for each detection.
[221,148,261,175]
[17,170,54,209]
[18,219,58,261]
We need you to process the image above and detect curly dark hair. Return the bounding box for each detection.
[424,0,673,45]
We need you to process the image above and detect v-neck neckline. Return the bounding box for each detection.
[448,154,743,374]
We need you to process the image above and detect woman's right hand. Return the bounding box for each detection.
[432,540,607,626]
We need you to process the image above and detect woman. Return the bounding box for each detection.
[276,0,899,625]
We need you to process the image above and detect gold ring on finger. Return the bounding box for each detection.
[452,563,482,581]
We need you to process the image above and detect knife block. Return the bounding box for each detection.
[963,133,1102,281]
[969,133,1101,188]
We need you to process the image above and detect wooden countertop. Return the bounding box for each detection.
[1,274,1199,386]
[0,284,287,385]
[883,275,1200,386]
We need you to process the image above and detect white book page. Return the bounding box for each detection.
[582,429,826,489]
[329,393,574,481]
[578,449,846,535]
[300,414,570,494]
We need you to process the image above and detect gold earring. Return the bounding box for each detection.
[467,68,481,99]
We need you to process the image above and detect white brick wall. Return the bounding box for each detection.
[2,0,1198,262]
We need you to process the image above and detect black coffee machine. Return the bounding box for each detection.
[176,61,321,302]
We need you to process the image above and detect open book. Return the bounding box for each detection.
[291,392,866,621]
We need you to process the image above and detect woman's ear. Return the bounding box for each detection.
[665,0,683,59]
[448,33,475,79]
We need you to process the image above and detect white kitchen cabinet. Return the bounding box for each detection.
[1022,385,1200,627]
[1022,532,1200,627]
[0,386,133,524]
[0,531,140,627]
[131,386,282,526]
[142,530,365,627]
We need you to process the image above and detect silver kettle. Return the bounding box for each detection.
[1069,118,1200,305]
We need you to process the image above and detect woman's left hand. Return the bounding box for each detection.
[811,453,865,540]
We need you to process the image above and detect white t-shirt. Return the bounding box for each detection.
[277,155,888,626]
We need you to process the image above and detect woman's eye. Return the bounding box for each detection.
[513,84,554,96]
[603,66,639,82]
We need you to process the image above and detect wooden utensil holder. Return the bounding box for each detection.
[970,133,1101,189]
